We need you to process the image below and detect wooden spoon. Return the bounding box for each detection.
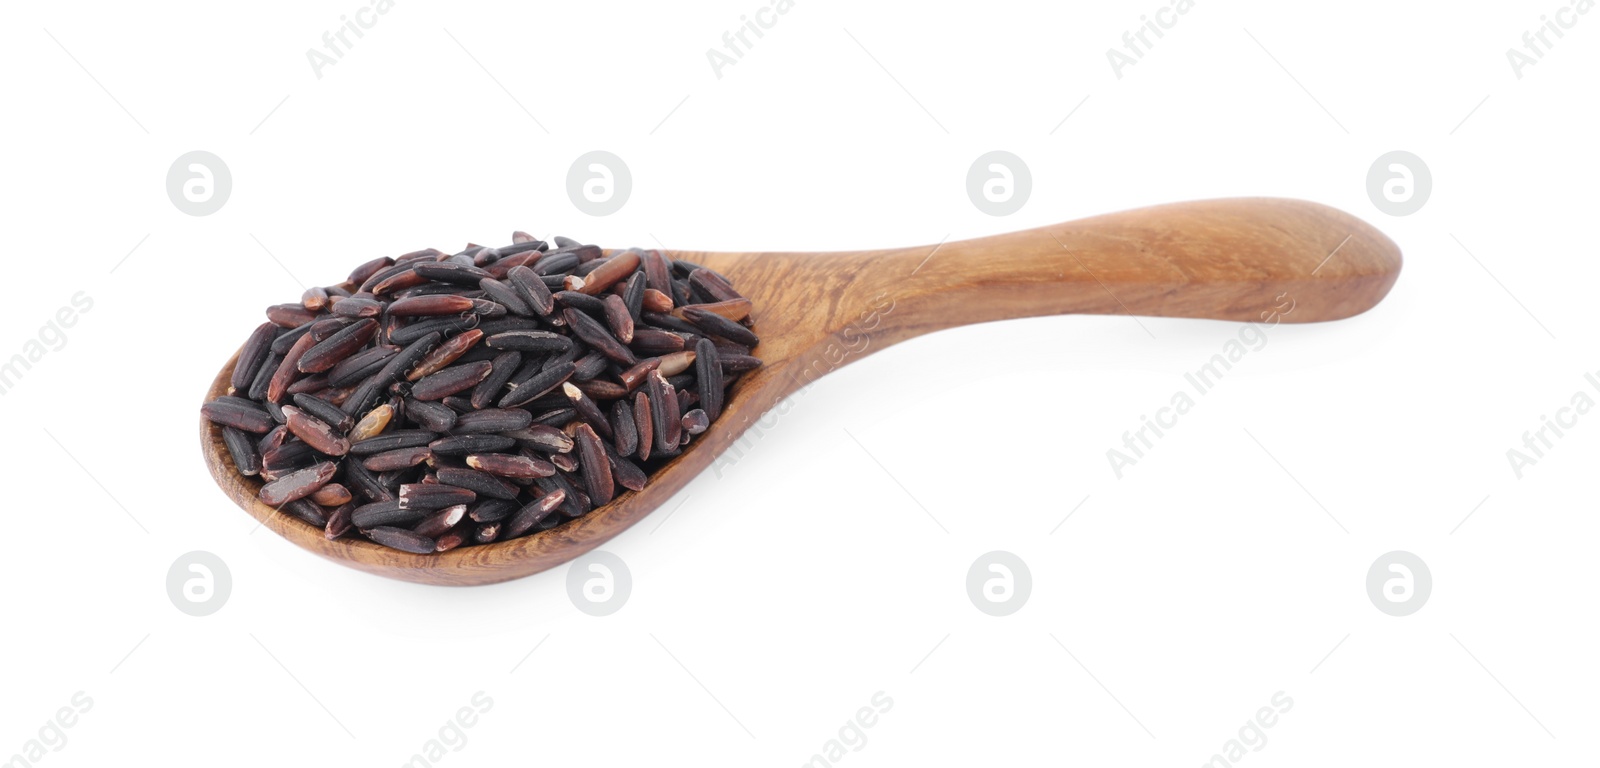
[201,197,1401,586]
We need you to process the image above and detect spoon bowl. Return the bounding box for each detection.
[201,197,1402,585]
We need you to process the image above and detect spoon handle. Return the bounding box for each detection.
[840,197,1400,346]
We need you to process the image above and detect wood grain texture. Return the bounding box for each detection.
[200,198,1401,586]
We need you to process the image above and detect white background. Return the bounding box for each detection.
[1,0,1596,765]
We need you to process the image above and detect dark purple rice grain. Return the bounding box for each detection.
[350,499,419,528]
[349,256,396,286]
[308,316,356,342]
[436,467,520,501]
[642,287,675,313]
[504,424,573,453]
[232,323,279,391]
[202,399,275,433]
[283,498,329,527]
[413,503,467,537]
[573,379,628,401]
[531,407,579,428]
[411,361,493,401]
[291,393,355,432]
[467,498,517,523]
[285,373,330,397]
[405,330,485,382]
[665,373,697,392]
[466,452,555,479]
[362,446,432,471]
[299,318,379,374]
[571,351,610,381]
[450,408,533,434]
[343,460,393,502]
[499,238,544,255]
[247,351,282,400]
[681,307,759,348]
[269,322,313,355]
[453,344,502,367]
[469,350,523,410]
[563,383,613,440]
[310,483,354,507]
[222,426,263,476]
[720,353,763,374]
[602,441,649,492]
[398,483,477,510]
[406,399,458,432]
[475,317,543,337]
[349,429,438,455]
[388,316,477,345]
[267,304,317,329]
[681,408,710,435]
[573,424,614,506]
[257,424,289,454]
[633,390,654,462]
[630,328,688,354]
[328,344,399,387]
[538,472,586,518]
[413,262,492,286]
[621,272,647,320]
[282,405,351,456]
[639,250,671,294]
[375,469,412,495]
[553,290,607,314]
[262,439,318,472]
[504,490,564,538]
[564,309,637,365]
[532,252,579,275]
[610,399,638,457]
[693,337,724,421]
[485,330,573,354]
[603,294,635,343]
[647,370,681,453]
[499,361,575,409]
[536,513,566,531]
[619,358,664,391]
[325,502,355,539]
[479,277,532,316]
[506,266,556,316]
[259,461,338,506]
[333,296,383,318]
[688,268,743,303]
[474,523,501,544]
[428,434,516,455]
[364,526,436,554]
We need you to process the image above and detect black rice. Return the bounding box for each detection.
[204,231,761,554]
